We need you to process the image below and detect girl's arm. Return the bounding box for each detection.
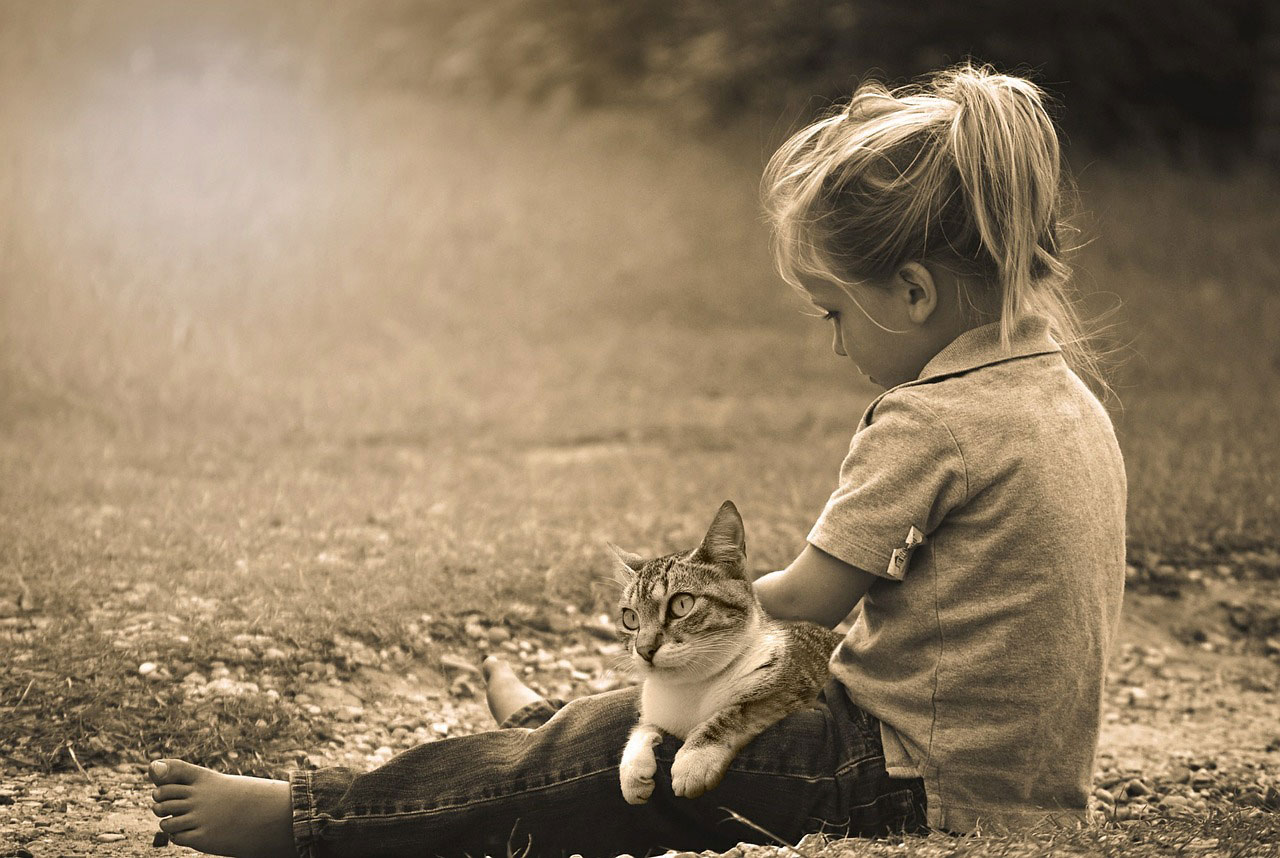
[753,544,876,629]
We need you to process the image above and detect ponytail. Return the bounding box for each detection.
[762,62,1115,402]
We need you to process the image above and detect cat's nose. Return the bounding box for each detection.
[636,640,661,662]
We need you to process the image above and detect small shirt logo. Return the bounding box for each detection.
[887,525,926,578]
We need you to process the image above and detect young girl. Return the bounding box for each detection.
[145,63,1126,856]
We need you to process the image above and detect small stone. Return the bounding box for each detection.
[796,834,827,851]
[154,830,170,846]
[439,654,481,675]
[1168,765,1191,784]
[1126,687,1152,707]
[263,647,288,662]
[1159,794,1190,809]
[431,722,450,737]
[1125,778,1152,797]
[1191,770,1216,789]
[582,621,618,641]
[487,626,512,645]
[98,832,127,842]
[527,613,575,635]
[138,661,157,676]
[1093,787,1115,805]
[464,620,487,641]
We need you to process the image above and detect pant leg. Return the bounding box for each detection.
[500,697,569,730]
[290,679,925,858]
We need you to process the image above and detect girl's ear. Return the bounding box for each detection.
[694,500,746,568]
[893,261,940,325]
[606,542,645,582]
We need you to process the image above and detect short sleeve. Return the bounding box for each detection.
[807,391,968,580]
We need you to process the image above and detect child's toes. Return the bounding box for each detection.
[148,759,202,786]
[151,784,191,803]
[159,811,200,834]
[152,799,192,819]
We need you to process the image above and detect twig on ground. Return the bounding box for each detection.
[720,807,811,858]
[14,678,35,708]
[65,743,94,785]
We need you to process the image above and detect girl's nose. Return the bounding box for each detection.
[832,323,847,357]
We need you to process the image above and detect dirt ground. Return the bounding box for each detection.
[2,577,1277,858]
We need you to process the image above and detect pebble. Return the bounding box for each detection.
[1124,778,1152,797]
[98,832,127,842]
[439,654,481,675]
[138,661,157,676]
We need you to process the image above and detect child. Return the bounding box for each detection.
[145,62,1126,856]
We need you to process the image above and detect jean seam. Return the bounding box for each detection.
[313,762,621,823]
[289,771,319,857]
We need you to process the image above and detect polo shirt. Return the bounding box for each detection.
[808,312,1127,832]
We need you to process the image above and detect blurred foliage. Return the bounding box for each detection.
[430,0,1275,158]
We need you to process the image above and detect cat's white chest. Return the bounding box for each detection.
[639,632,780,739]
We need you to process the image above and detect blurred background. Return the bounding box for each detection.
[2,0,1278,607]
[3,0,1280,790]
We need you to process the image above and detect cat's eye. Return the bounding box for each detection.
[620,608,639,630]
[668,593,695,618]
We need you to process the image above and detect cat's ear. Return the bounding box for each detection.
[694,500,746,568]
[606,542,645,581]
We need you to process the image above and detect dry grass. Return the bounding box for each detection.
[1,7,1278,854]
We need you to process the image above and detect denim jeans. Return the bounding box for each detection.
[290,678,927,858]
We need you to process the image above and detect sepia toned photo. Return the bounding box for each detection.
[2,2,1277,856]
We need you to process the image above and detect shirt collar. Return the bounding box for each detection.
[914,313,1061,384]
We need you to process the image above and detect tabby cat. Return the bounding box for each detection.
[611,500,843,804]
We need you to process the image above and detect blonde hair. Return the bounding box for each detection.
[762,62,1110,397]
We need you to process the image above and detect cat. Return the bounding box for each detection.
[611,500,843,804]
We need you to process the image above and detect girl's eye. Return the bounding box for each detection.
[620,608,639,630]
[668,593,695,618]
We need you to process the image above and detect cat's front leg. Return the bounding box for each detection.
[671,742,737,800]
[619,723,664,804]
[671,697,794,799]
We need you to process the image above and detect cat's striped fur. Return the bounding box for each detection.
[612,501,842,803]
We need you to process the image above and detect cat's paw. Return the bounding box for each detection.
[671,744,734,799]
[619,754,657,805]
[619,730,660,805]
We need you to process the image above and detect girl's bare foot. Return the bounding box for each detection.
[482,655,544,724]
[148,759,294,858]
